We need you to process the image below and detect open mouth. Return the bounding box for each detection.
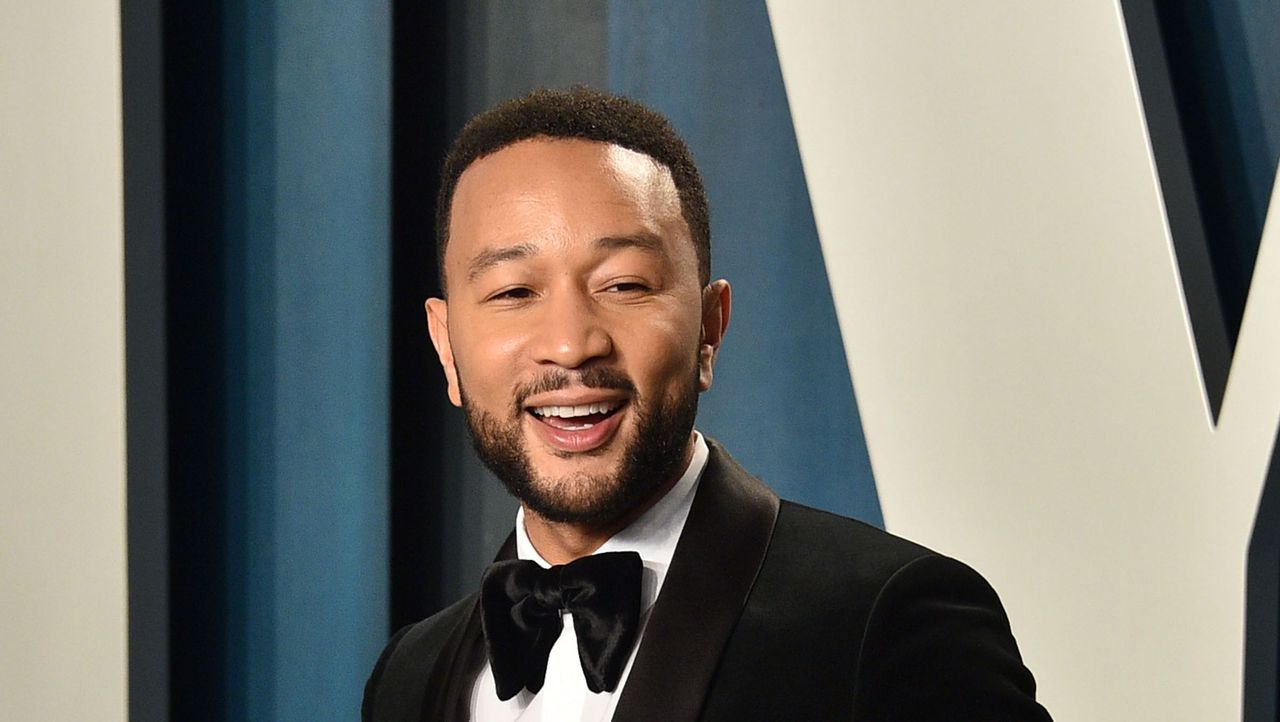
[527,401,625,431]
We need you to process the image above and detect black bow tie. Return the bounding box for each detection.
[480,551,644,701]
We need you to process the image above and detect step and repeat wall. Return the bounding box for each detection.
[4,1,1277,720]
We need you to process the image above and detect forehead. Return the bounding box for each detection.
[446,138,689,269]
[456,136,676,204]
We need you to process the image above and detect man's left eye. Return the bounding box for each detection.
[605,282,649,294]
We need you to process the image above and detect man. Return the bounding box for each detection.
[364,87,1051,721]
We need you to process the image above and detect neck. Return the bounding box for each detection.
[523,434,696,565]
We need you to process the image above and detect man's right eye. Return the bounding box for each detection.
[488,287,534,302]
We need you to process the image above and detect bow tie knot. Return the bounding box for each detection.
[481,551,644,701]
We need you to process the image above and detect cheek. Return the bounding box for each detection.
[629,317,702,390]
[493,333,528,360]
[451,327,526,396]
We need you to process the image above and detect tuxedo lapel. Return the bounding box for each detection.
[611,439,781,722]
[416,533,518,721]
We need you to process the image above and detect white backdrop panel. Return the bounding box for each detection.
[769,2,1280,719]
[0,2,128,719]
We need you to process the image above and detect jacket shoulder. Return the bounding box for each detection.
[852,551,1050,719]
[702,501,1050,720]
[362,594,478,722]
[773,500,936,589]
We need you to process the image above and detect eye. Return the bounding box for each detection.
[604,281,651,294]
[487,286,535,302]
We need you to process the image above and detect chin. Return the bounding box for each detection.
[462,366,701,527]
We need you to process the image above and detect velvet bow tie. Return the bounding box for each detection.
[479,551,644,701]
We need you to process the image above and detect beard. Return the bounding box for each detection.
[460,364,700,525]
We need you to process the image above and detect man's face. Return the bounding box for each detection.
[426,138,729,525]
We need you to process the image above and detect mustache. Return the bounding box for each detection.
[514,367,638,410]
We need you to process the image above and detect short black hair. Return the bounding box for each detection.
[436,86,710,292]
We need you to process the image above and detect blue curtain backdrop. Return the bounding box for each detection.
[158,1,389,720]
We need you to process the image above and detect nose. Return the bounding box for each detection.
[529,289,614,369]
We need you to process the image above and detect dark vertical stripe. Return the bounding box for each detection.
[389,0,451,633]
[607,0,882,525]
[121,0,169,718]
[165,0,232,716]
[1245,428,1280,722]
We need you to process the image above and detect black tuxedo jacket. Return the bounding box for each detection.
[364,440,1052,721]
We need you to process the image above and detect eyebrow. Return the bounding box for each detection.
[466,243,538,282]
[464,234,667,283]
[593,233,665,255]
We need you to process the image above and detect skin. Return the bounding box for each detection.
[425,137,731,564]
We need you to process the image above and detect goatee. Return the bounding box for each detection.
[461,365,699,525]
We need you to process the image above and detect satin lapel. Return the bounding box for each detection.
[611,439,780,722]
[417,533,518,722]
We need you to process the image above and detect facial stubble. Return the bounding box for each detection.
[459,362,700,526]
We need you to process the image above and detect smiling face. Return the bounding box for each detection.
[426,137,730,526]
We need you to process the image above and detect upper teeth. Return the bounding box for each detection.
[531,402,619,418]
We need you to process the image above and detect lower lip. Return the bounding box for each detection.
[527,405,627,454]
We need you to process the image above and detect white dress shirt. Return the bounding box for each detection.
[467,432,710,721]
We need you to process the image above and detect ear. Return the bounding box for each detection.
[697,280,732,392]
[425,298,462,407]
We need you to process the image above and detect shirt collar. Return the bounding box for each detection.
[514,431,710,611]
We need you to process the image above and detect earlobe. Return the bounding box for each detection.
[425,298,463,407]
[698,280,732,392]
